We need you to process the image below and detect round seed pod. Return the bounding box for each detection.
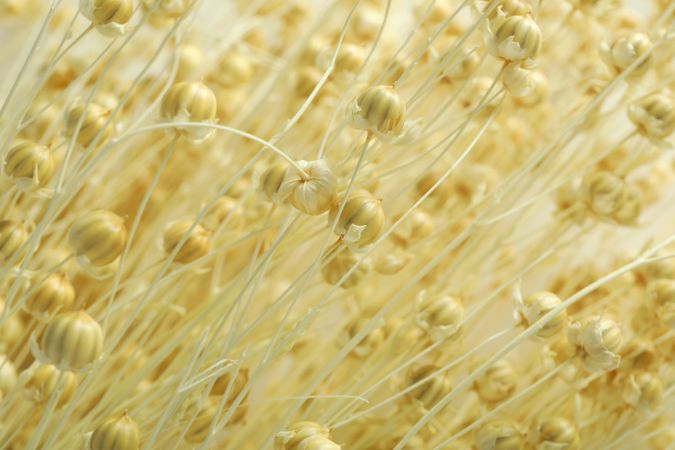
[25,272,75,318]
[41,310,104,370]
[530,417,579,450]
[68,210,127,267]
[292,435,341,450]
[567,316,622,372]
[328,190,385,247]
[515,70,548,107]
[321,247,371,289]
[404,365,452,410]
[628,93,675,143]
[175,43,205,81]
[0,298,23,350]
[610,183,642,226]
[333,43,365,75]
[623,370,663,411]
[620,338,657,370]
[374,250,412,275]
[275,422,331,450]
[20,100,60,141]
[90,413,140,450]
[160,82,217,143]
[201,196,244,231]
[162,220,211,264]
[24,364,77,406]
[515,291,566,338]
[211,51,254,88]
[79,0,133,35]
[391,210,434,247]
[475,421,523,450]
[599,32,652,76]
[442,47,481,81]
[0,354,17,399]
[348,85,406,138]
[279,160,337,215]
[415,292,464,342]
[414,170,452,207]
[0,220,29,264]
[350,4,381,41]
[648,278,675,328]
[64,100,112,148]
[581,171,626,218]
[475,359,517,403]
[257,162,290,205]
[4,141,54,189]
[487,15,542,63]
[339,316,385,358]
[209,368,248,424]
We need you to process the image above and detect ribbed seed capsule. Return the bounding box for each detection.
[212,51,254,87]
[628,93,675,143]
[620,338,657,370]
[258,163,290,205]
[567,316,622,372]
[90,413,140,450]
[391,210,434,247]
[275,422,334,450]
[415,292,464,342]
[404,365,452,410]
[581,171,626,218]
[488,15,542,63]
[201,196,244,231]
[348,85,406,138]
[141,0,191,27]
[64,101,111,148]
[321,247,371,289]
[475,359,517,403]
[163,220,211,264]
[622,370,663,411]
[648,278,675,328]
[0,354,17,399]
[339,316,385,358]
[516,291,566,338]
[0,298,23,350]
[160,82,217,143]
[26,272,75,317]
[530,417,579,450]
[3,141,54,189]
[599,32,652,76]
[68,210,127,267]
[329,190,385,247]
[79,0,133,35]
[475,421,524,450]
[183,397,218,443]
[279,160,337,215]
[24,364,77,406]
[0,220,29,264]
[175,43,205,81]
[41,310,103,370]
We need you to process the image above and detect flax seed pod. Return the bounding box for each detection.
[141,0,191,27]
[41,310,104,370]
[339,316,385,358]
[211,51,254,88]
[90,413,140,450]
[0,354,17,399]
[599,32,652,76]
[275,422,331,450]
[321,247,371,289]
[64,100,112,148]
[622,370,663,411]
[628,93,675,145]
[175,43,205,81]
[475,359,517,403]
[487,15,542,63]
[647,278,675,328]
[163,220,211,264]
[404,365,452,410]
[475,421,523,450]
[68,210,127,267]
[257,162,290,205]
[160,81,217,143]
[79,0,133,35]
[516,291,566,338]
[328,190,385,247]
[201,196,244,230]
[348,85,406,138]
[529,417,579,450]
[581,171,626,218]
[0,220,29,264]
[567,316,622,372]
[0,298,23,350]
[25,272,75,318]
[210,368,248,423]
[3,141,54,189]
[20,100,59,141]
[391,210,434,247]
[24,364,77,406]
[620,338,657,370]
[415,292,464,342]
[279,160,337,215]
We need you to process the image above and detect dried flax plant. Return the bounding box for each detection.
[0,0,674,449]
